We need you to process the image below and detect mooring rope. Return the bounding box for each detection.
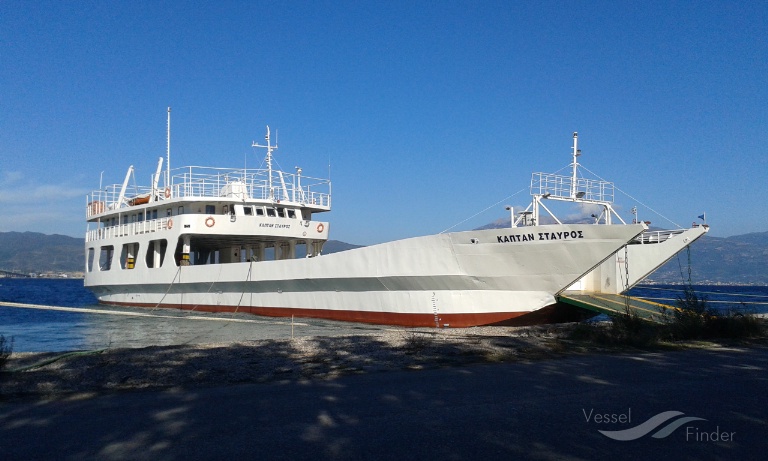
[440,187,528,234]
[579,164,683,229]
[152,265,182,309]
[233,259,253,313]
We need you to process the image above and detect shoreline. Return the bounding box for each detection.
[3,323,766,401]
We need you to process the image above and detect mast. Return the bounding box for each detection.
[571,131,580,199]
[166,107,171,190]
[252,126,277,200]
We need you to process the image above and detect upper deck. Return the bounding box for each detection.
[530,171,615,204]
[86,165,331,221]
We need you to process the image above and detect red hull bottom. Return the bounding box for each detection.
[99,301,534,328]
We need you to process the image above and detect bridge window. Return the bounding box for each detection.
[267,208,276,217]
[287,209,296,219]
[244,206,253,216]
[277,207,286,218]
[255,207,264,216]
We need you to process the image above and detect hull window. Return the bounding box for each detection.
[145,239,168,268]
[87,248,95,272]
[99,246,114,271]
[120,243,140,270]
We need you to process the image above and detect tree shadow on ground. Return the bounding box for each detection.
[0,327,570,398]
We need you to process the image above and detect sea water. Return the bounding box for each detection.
[628,284,768,316]
[1,279,766,352]
[0,278,385,352]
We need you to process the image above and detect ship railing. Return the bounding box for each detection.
[86,183,158,218]
[631,229,687,245]
[86,217,173,242]
[87,166,331,217]
[530,172,615,203]
[168,166,331,207]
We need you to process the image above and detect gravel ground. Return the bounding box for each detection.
[2,323,765,400]
[0,325,577,399]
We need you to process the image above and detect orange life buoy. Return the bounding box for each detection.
[167,218,173,229]
[316,223,324,233]
[164,187,171,198]
[205,216,215,227]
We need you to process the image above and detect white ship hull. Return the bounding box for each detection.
[85,224,645,327]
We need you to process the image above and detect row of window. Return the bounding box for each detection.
[87,240,167,272]
[101,204,301,227]
[86,238,314,272]
[242,206,297,219]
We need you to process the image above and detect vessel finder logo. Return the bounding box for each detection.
[584,409,707,441]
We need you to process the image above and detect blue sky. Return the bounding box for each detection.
[1,1,766,245]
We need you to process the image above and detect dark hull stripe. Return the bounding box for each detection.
[99,301,531,328]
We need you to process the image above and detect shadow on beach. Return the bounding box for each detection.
[1,327,570,398]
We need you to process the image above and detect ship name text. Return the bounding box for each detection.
[496,231,584,244]
[259,223,292,229]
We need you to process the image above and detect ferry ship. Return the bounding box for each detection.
[83,117,648,327]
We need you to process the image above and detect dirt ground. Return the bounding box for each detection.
[1,323,765,400]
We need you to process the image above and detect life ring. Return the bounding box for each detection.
[164,187,171,198]
[316,223,324,233]
[205,216,216,227]
[167,218,173,229]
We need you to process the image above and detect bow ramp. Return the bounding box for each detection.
[558,292,675,323]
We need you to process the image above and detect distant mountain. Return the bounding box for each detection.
[0,230,765,284]
[649,231,768,285]
[0,232,84,273]
[322,240,364,254]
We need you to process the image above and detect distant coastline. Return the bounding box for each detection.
[0,272,84,280]
[640,280,768,287]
